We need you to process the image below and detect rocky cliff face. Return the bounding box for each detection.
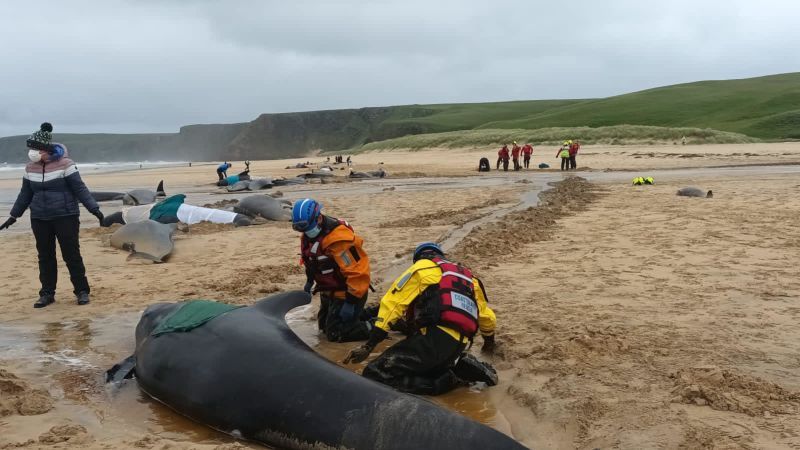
[0,124,246,163]
[0,106,433,163]
[224,107,398,160]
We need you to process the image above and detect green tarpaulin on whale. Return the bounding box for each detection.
[152,300,242,336]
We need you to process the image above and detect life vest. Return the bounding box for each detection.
[559,149,570,158]
[301,219,354,291]
[411,258,479,338]
[569,144,578,156]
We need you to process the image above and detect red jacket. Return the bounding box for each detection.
[511,145,521,158]
[569,143,580,156]
[521,144,533,156]
[498,147,510,160]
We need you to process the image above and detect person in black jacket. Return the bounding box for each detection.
[0,123,104,308]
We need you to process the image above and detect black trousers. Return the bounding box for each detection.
[569,155,577,169]
[217,169,225,180]
[512,158,520,171]
[318,293,371,342]
[561,157,570,170]
[363,326,467,396]
[523,155,531,168]
[31,216,89,297]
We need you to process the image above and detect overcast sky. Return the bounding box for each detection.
[1,0,798,137]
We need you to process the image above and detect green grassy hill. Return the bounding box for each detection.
[359,125,758,152]
[2,72,797,162]
[478,73,800,139]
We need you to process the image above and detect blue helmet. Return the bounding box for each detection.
[292,198,322,232]
[413,242,444,262]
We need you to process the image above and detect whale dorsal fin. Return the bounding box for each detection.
[253,291,312,321]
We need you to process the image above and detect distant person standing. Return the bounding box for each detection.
[497,145,510,171]
[521,143,533,169]
[569,140,580,170]
[0,123,105,308]
[346,155,352,166]
[511,141,521,171]
[556,142,570,171]
[217,162,232,181]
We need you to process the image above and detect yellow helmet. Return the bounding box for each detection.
[568,140,573,144]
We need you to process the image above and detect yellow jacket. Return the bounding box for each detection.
[375,259,496,342]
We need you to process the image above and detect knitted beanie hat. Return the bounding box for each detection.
[27,122,53,151]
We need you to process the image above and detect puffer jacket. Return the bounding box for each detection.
[10,144,99,220]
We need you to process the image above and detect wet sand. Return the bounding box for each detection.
[1,143,800,449]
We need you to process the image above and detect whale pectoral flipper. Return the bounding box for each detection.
[106,355,136,383]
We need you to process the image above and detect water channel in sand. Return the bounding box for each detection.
[2,164,800,446]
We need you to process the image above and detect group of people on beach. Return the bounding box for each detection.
[486,139,580,172]
[291,198,498,395]
[556,139,581,171]
[327,155,351,166]
[495,141,534,171]
[1,121,499,398]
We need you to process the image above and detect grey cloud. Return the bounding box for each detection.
[1,0,798,136]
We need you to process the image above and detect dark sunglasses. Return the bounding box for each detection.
[292,220,313,232]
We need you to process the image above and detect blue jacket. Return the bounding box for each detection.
[10,158,99,220]
[217,163,231,172]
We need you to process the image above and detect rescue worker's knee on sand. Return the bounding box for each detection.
[453,353,498,386]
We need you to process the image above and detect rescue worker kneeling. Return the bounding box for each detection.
[292,198,372,342]
[344,242,498,396]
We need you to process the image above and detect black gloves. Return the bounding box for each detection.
[303,279,314,294]
[344,327,388,364]
[343,345,371,364]
[92,210,104,225]
[481,334,496,355]
[0,217,16,230]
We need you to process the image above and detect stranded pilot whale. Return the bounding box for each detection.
[92,180,166,205]
[106,291,526,450]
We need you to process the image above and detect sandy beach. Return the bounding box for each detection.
[1,142,800,449]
